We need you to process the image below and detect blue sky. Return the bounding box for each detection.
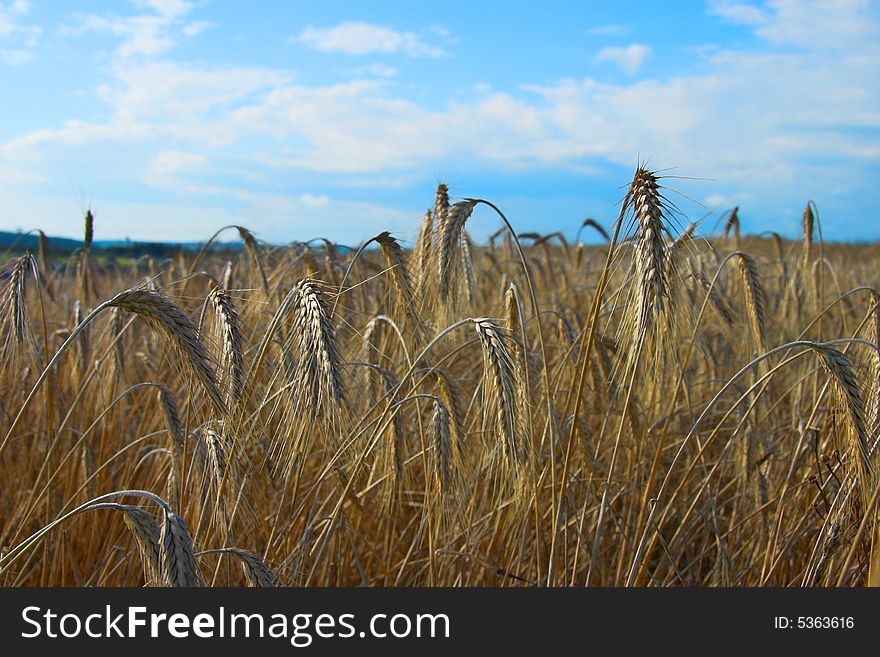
[0,0,878,245]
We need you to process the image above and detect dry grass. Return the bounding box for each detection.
[2,167,880,587]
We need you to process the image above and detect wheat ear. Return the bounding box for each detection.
[2,254,32,344]
[625,166,670,340]
[803,201,814,270]
[473,318,523,465]
[434,369,465,451]
[207,287,245,407]
[157,386,185,510]
[434,182,449,223]
[735,253,767,353]
[159,509,204,587]
[290,278,345,418]
[437,200,477,301]
[431,398,452,490]
[109,288,226,414]
[724,206,741,249]
[810,344,874,502]
[236,226,270,297]
[460,230,476,304]
[375,231,420,329]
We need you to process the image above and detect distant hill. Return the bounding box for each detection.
[0,230,246,256]
[0,230,81,251]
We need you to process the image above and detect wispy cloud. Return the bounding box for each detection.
[0,0,41,66]
[349,63,398,78]
[61,0,207,58]
[0,0,28,36]
[132,0,191,19]
[295,21,448,57]
[1,61,287,158]
[586,24,630,36]
[8,30,875,186]
[181,20,212,37]
[710,0,875,49]
[143,149,227,196]
[710,0,768,25]
[594,43,652,75]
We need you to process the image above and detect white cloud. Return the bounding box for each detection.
[594,43,652,75]
[149,149,206,174]
[710,0,768,25]
[705,194,733,207]
[132,0,191,20]
[1,61,286,166]
[296,21,448,57]
[182,20,212,37]
[0,47,29,64]
[0,0,39,64]
[143,150,225,195]
[4,28,877,188]
[62,0,198,58]
[299,193,330,207]
[427,25,452,39]
[2,0,879,241]
[710,0,875,49]
[352,64,398,78]
[586,24,630,36]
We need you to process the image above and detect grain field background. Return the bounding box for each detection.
[1,168,879,587]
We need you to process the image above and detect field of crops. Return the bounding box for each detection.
[1,166,879,587]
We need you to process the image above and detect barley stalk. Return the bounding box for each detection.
[438,200,477,301]
[736,253,767,353]
[473,317,523,465]
[432,398,452,490]
[628,167,670,340]
[2,255,31,345]
[580,218,610,242]
[803,201,814,270]
[109,288,227,414]
[375,231,420,330]
[207,287,245,407]
[810,344,874,502]
[413,210,434,299]
[236,226,270,298]
[159,510,203,587]
[289,278,345,419]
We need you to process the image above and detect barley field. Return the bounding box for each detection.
[1,167,879,587]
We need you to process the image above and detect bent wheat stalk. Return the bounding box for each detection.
[0,286,225,457]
